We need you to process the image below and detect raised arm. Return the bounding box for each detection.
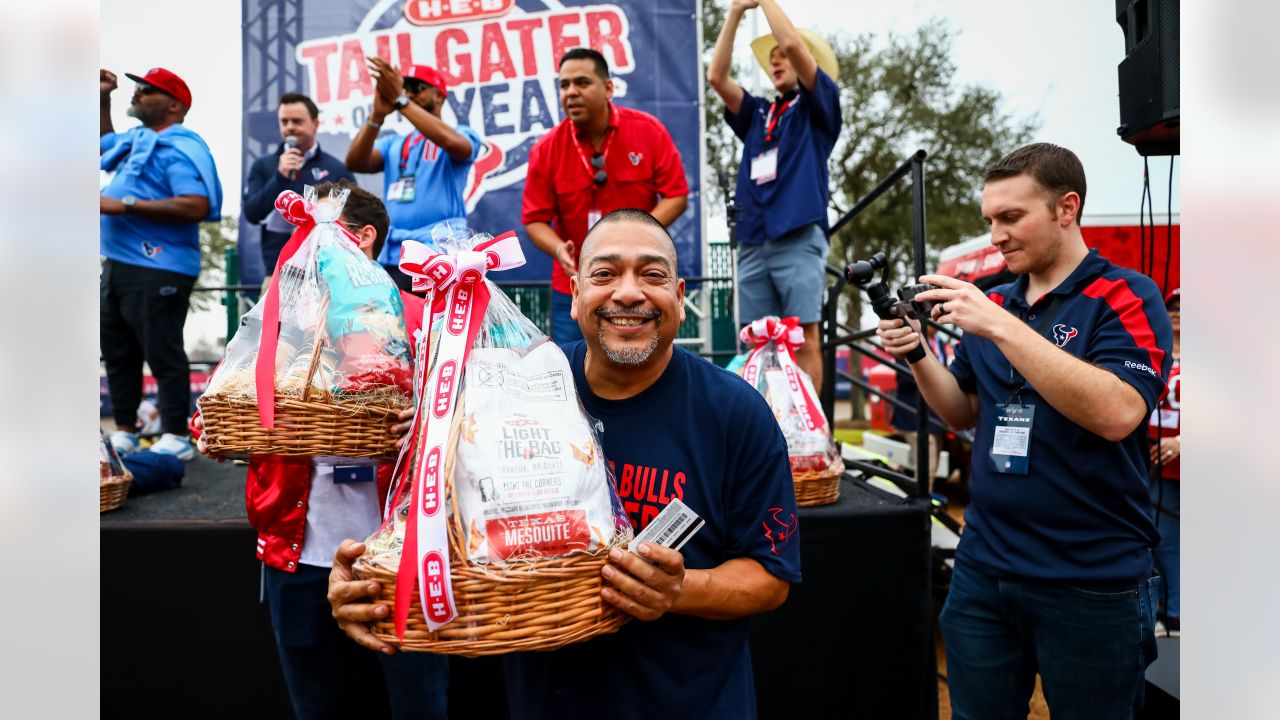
[369,57,474,161]
[758,0,819,90]
[100,69,117,138]
[707,0,752,115]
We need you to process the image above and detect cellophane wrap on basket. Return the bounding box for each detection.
[738,316,841,473]
[356,228,631,639]
[100,430,126,481]
[200,186,413,423]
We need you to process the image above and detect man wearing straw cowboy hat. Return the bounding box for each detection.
[708,0,842,392]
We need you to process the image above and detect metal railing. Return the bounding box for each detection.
[193,246,743,365]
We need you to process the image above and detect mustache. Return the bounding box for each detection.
[596,307,660,320]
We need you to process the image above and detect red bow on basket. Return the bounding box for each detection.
[740,316,827,432]
[387,231,525,640]
[253,190,363,428]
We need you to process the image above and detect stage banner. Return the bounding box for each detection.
[241,0,703,285]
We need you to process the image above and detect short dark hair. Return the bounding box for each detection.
[278,92,320,120]
[558,47,610,80]
[315,179,389,260]
[984,142,1087,223]
[580,208,676,275]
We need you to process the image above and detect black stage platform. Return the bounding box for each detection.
[102,458,935,719]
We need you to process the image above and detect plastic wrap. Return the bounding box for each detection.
[359,230,631,575]
[738,316,842,474]
[201,186,413,408]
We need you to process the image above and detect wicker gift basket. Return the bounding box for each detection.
[99,431,132,513]
[353,232,632,657]
[197,187,413,459]
[737,316,844,507]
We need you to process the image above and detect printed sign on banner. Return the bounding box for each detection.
[240,0,703,285]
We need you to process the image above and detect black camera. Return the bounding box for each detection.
[845,252,938,362]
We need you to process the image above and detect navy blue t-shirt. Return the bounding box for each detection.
[503,344,801,719]
[949,250,1173,583]
[725,69,841,245]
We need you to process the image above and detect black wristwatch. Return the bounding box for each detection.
[393,93,410,110]
[121,195,137,213]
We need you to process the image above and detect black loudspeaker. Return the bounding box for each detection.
[1116,0,1179,155]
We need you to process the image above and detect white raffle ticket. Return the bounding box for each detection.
[628,497,705,554]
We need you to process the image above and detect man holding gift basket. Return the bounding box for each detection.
[328,209,801,718]
[195,180,448,719]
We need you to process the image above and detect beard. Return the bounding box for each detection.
[595,307,662,366]
[127,103,161,125]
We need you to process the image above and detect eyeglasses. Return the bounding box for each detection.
[403,79,428,94]
[591,152,606,186]
[339,221,365,235]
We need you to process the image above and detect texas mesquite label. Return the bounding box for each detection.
[486,510,590,558]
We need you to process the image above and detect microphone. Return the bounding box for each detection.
[284,136,299,181]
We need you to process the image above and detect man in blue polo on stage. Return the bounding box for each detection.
[708,0,842,391]
[345,58,482,291]
[100,67,222,462]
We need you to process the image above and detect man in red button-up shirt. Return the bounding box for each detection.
[522,47,689,342]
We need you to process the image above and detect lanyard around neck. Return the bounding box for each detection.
[399,132,426,175]
[765,95,799,143]
[1008,295,1065,395]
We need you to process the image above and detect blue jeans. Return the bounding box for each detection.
[264,564,449,719]
[940,560,1158,720]
[551,290,583,344]
[1152,478,1180,619]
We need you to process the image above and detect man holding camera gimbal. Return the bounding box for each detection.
[877,143,1172,719]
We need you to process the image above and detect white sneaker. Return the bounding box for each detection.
[1154,620,1168,638]
[110,430,140,457]
[150,433,195,461]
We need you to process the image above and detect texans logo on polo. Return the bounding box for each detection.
[141,241,163,257]
[422,550,452,623]
[1052,324,1079,348]
[421,447,441,515]
[433,361,457,418]
[448,285,472,335]
[310,167,330,181]
[628,151,642,166]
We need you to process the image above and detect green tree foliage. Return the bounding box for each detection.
[827,20,1037,322]
[192,214,238,311]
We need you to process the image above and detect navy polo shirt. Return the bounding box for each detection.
[725,69,841,245]
[949,250,1173,583]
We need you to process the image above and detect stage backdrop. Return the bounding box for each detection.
[240,0,703,285]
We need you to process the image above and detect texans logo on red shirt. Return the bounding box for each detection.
[1052,323,1079,348]
[628,151,643,166]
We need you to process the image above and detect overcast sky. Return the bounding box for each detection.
[101,0,1180,222]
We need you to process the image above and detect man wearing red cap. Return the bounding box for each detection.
[100,67,222,462]
[346,58,482,291]
[522,47,689,343]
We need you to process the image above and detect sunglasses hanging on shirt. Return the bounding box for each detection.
[591,152,607,186]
